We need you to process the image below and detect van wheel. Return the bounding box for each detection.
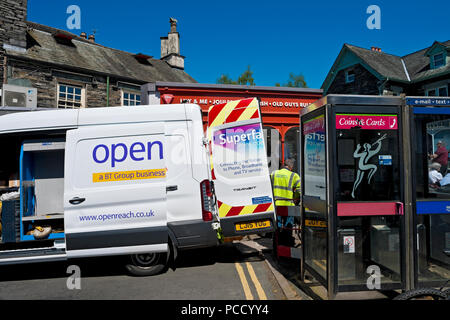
[125,252,168,276]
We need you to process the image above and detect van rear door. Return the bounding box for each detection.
[64,122,168,258]
[207,98,276,237]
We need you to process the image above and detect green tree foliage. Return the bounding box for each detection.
[237,65,255,86]
[217,65,255,86]
[217,74,236,85]
[284,73,308,88]
[217,68,307,88]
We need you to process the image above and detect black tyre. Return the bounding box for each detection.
[125,252,168,277]
[393,288,448,300]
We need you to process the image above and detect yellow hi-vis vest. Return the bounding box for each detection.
[270,168,300,206]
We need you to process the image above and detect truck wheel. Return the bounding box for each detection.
[125,252,168,276]
[393,288,447,300]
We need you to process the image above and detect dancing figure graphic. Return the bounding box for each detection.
[351,134,387,198]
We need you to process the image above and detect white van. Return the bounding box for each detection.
[0,104,219,275]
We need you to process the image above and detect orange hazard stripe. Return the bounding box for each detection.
[208,98,259,128]
[218,201,274,218]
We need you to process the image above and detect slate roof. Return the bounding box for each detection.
[323,41,450,90]
[5,21,196,84]
[345,41,450,83]
[403,41,450,81]
[345,44,410,82]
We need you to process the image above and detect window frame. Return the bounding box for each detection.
[121,89,141,106]
[345,69,355,84]
[427,86,448,97]
[57,83,85,109]
[432,53,445,69]
[438,86,448,97]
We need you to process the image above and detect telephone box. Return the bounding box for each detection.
[404,97,450,289]
[299,95,406,298]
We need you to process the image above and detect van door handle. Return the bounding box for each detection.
[69,197,86,205]
[166,185,178,192]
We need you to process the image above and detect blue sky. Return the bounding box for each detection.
[28,0,450,89]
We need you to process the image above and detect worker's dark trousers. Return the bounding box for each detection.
[277,217,295,247]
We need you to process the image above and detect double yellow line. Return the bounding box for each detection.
[235,262,267,300]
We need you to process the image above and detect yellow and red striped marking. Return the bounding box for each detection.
[208,98,260,129]
[207,98,261,181]
[218,200,274,218]
[207,98,270,218]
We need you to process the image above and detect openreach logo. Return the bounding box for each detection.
[92,140,164,167]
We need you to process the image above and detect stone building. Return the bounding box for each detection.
[322,42,450,97]
[0,0,195,110]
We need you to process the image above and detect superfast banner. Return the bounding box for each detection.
[207,98,275,218]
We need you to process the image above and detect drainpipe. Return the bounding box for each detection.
[378,77,389,95]
[106,76,110,107]
[2,56,7,85]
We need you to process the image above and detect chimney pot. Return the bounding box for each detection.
[80,32,87,39]
[169,17,178,33]
[88,34,95,42]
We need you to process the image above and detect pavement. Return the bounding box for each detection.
[238,234,395,300]
[236,235,311,300]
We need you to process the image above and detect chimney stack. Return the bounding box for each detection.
[371,46,382,52]
[160,18,185,70]
[0,0,28,85]
[0,0,28,50]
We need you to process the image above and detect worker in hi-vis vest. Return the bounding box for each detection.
[270,158,300,245]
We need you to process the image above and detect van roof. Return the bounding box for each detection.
[0,104,200,134]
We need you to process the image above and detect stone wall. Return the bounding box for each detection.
[7,58,128,108]
[0,0,28,85]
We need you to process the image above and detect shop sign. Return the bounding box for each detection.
[160,94,315,112]
[406,98,450,106]
[336,114,398,130]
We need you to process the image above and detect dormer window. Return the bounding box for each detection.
[432,53,445,69]
[53,33,75,46]
[345,70,355,83]
[134,53,153,65]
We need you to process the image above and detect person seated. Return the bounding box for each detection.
[429,162,443,188]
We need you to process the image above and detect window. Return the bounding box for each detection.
[302,114,327,281]
[433,53,445,69]
[345,70,355,83]
[57,84,84,108]
[438,86,448,97]
[427,86,448,97]
[262,126,281,173]
[284,127,300,173]
[122,91,141,106]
